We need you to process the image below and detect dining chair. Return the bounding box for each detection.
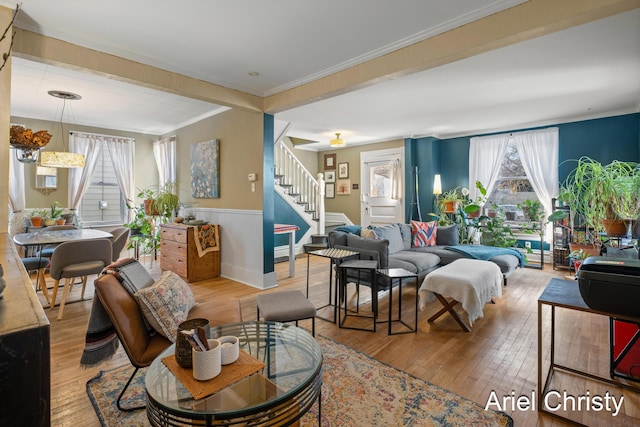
[49,238,112,320]
[109,227,130,262]
[21,256,51,304]
[36,225,78,259]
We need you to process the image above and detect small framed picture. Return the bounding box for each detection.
[337,179,351,195]
[324,153,336,170]
[325,183,335,199]
[325,171,335,183]
[338,162,349,179]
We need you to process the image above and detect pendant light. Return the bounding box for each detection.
[39,90,86,168]
[329,132,346,147]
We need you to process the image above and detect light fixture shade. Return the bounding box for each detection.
[433,174,442,195]
[330,133,345,147]
[40,151,86,168]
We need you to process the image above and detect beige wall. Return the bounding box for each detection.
[10,116,158,210]
[318,139,404,224]
[166,108,264,210]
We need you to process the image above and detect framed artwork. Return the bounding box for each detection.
[325,183,335,199]
[325,170,335,183]
[324,153,336,170]
[337,179,351,195]
[191,139,220,198]
[338,162,349,178]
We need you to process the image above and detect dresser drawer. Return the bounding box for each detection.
[160,253,187,277]
[160,226,189,243]
[161,239,187,256]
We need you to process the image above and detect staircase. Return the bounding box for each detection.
[274,141,327,250]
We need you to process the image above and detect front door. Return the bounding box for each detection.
[360,148,404,227]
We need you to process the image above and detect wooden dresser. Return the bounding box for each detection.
[160,223,220,282]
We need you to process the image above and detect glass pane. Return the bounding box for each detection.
[486,143,540,220]
[369,164,392,198]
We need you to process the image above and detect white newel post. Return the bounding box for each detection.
[317,173,325,235]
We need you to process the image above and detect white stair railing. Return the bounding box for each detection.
[274,141,324,233]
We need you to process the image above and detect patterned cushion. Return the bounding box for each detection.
[411,220,437,247]
[136,271,196,341]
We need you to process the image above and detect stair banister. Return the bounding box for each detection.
[317,173,325,235]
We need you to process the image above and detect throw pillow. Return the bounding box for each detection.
[411,220,437,247]
[436,224,459,246]
[360,228,376,239]
[368,224,405,254]
[136,271,196,341]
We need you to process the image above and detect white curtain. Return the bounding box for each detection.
[391,159,402,200]
[8,152,26,236]
[68,133,103,211]
[468,134,510,204]
[153,136,176,188]
[106,136,136,222]
[513,127,559,240]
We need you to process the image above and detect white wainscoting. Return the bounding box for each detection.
[188,207,276,290]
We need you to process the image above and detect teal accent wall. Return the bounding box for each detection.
[405,137,440,222]
[410,113,640,195]
[263,114,275,274]
[274,193,311,245]
[557,113,639,183]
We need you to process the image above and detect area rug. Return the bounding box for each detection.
[87,335,513,426]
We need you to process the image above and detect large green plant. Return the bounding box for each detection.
[560,157,639,237]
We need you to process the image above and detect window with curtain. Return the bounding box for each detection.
[70,132,135,226]
[470,127,559,239]
[80,140,124,225]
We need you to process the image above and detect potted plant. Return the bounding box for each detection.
[471,203,517,248]
[124,201,159,254]
[27,209,48,227]
[138,182,181,219]
[568,248,591,271]
[560,157,640,241]
[518,199,544,222]
[439,187,464,213]
[48,201,64,226]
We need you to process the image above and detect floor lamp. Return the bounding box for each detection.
[409,166,422,222]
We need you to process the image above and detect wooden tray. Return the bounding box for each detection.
[162,349,265,400]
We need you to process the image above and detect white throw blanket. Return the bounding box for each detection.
[419,259,503,326]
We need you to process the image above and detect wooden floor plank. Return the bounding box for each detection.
[43,252,640,426]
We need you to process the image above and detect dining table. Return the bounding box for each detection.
[13,228,114,251]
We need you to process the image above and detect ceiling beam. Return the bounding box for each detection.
[264,0,640,114]
[12,28,264,113]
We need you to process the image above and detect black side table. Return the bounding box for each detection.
[306,248,359,323]
[337,259,379,332]
[376,268,419,335]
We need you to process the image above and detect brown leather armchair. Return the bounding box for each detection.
[93,272,242,411]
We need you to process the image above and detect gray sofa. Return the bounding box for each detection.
[328,223,522,287]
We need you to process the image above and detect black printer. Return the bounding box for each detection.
[577,257,640,319]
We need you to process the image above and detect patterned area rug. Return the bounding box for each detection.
[87,335,512,426]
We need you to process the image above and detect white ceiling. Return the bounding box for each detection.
[5,1,640,149]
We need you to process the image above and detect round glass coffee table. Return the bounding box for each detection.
[145,321,322,426]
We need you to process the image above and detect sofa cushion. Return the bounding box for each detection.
[369,224,404,254]
[397,223,412,249]
[390,251,440,275]
[436,224,459,246]
[136,270,196,341]
[345,233,389,268]
[411,220,437,247]
[409,246,466,265]
[328,231,348,247]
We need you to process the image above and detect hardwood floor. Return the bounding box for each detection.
[44,251,640,426]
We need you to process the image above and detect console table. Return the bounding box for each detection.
[537,278,640,424]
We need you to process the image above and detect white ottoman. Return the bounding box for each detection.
[419,258,503,331]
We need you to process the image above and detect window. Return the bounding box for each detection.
[485,141,539,220]
[369,163,393,198]
[79,140,126,225]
